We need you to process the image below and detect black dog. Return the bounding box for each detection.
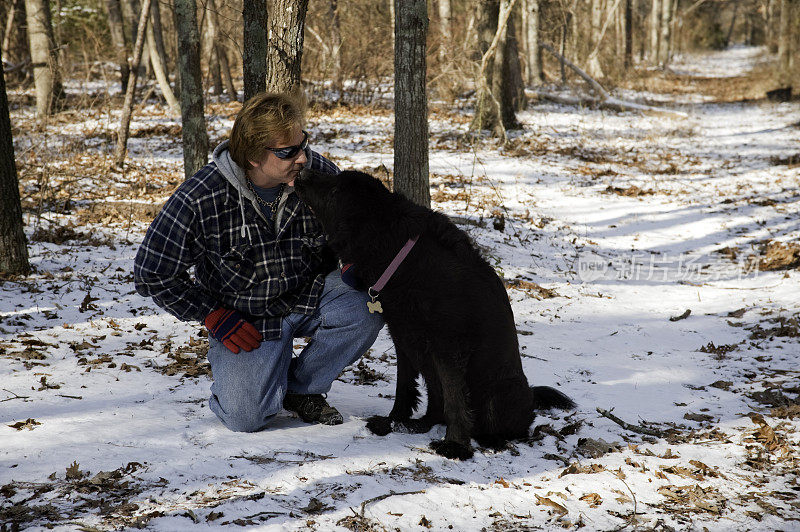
[294,169,575,459]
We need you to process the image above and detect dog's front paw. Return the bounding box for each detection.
[365,415,393,436]
[430,439,474,460]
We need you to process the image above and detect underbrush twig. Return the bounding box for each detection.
[355,489,425,518]
[596,407,665,437]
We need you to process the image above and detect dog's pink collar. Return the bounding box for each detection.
[368,236,419,299]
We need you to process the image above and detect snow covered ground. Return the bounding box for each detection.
[2,47,799,531]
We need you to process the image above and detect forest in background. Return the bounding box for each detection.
[1,1,799,530]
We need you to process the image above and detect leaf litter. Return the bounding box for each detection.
[2,47,799,530]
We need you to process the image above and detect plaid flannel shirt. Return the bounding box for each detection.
[134,149,340,340]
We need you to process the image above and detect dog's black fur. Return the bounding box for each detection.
[295,169,575,460]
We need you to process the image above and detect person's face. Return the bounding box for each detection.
[247,126,308,188]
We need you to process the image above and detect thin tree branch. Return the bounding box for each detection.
[597,407,666,437]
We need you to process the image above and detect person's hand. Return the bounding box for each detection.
[204,308,263,354]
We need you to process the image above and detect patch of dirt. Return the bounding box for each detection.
[130,124,182,138]
[29,223,115,246]
[770,153,800,167]
[338,360,388,386]
[747,314,800,340]
[603,184,656,197]
[504,278,558,299]
[621,62,779,102]
[76,201,165,225]
[0,461,164,530]
[158,337,211,378]
[699,341,740,359]
[757,241,800,271]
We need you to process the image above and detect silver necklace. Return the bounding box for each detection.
[247,180,285,217]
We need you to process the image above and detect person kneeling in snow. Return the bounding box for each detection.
[134,92,383,431]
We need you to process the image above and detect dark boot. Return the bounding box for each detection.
[283,393,344,425]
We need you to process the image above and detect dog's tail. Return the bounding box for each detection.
[530,386,576,410]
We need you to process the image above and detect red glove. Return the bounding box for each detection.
[204,308,263,354]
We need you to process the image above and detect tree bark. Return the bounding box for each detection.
[208,0,237,99]
[586,0,604,77]
[501,9,525,116]
[328,0,342,92]
[25,0,63,117]
[766,0,776,52]
[471,0,520,137]
[777,0,796,86]
[438,0,451,62]
[114,0,150,166]
[149,0,169,72]
[243,0,267,101]
[523,0,543,85]
[0,46,30,275]
[123,0,149,77]
[265,0,308,94]
[394,0,430,208]
[146,0,179,115]
[210,49,223,94]
[175,0,208,178]
[658,0,671,66]
[2,0,30,84]
[624,0,633,68]
[103,0,130,92]
[389,0,395,53]
[649,0,660,63]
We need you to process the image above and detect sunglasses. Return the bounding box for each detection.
[265,130,309,160]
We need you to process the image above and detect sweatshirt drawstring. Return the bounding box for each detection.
[239,184,252,243]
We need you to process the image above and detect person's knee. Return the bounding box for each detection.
[212,396,279,432]
[210,380,284,432]
[225,410,273,432]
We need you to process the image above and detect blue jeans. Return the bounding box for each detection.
[207,270,384,432]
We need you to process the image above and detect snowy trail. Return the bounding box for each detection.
[2,47,799,531]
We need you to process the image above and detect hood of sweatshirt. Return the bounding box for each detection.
[212,140,300,235]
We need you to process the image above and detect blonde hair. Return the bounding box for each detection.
[229,91,307,169]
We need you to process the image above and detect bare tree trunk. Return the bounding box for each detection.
[501,9,525,117]
[146,0,179,114]
[658,0,671,65]
[265,0,309,94]
[123,0,149,77]
[243,0,267,101]
[615,0,623,57]
[586,0,604,77]
[438,0,451,62]
[394,0,430,208]
[560,14,569,83]
[207,0,236,99]
[389,0,395,52]
[2,0,30,84]
[103,0,130,92]
[175,0,208,178]
[624,0,632,68]
[724,0,737,47]
[777,0,796,86]
[766,0,776,52]
[0,45,30,275]
[471,0,518,139]
[328,0,342,93]
[649,0,660,63]
[523,0,543,84]
[114,0,150,165]
[210,50,223,94]
[669,0,678,57]
[200,0,217,92]
[150,0,171,76]
[25,0,63,117]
